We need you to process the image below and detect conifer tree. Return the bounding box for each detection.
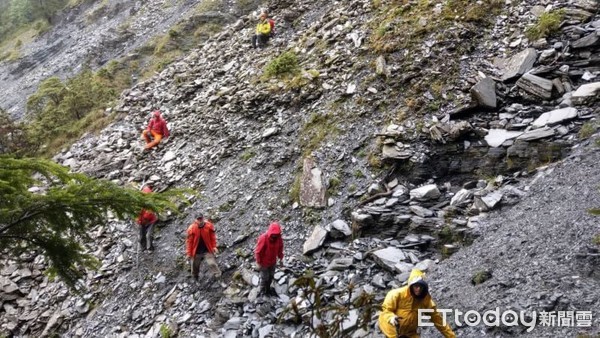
[0,157,184,288]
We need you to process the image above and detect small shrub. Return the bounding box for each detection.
[240,148,256,161]
[264,51,300,79]
[159,323,171,338]
[289,174,302,202]
[593,234,600,246]
[438,225,455,243]
[168,28,180,38]
[471,270,492,285]
[327,176,341,195]
[235,248,251,258]
[286,69,320,90]
[367,152,382,168]
[354,170,365,178]
[525,10,565,40]
[578,122,596,139]
[218,201,234,212]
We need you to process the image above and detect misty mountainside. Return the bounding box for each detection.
[1,0,599,337]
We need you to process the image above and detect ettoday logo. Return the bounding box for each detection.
[418,308,594,332]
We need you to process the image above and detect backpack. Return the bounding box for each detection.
[268,18,275,36]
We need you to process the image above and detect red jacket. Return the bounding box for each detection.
[255,222,284,267]
[147,113,170,138]
[136,209,157,226]
[186,220,217,257]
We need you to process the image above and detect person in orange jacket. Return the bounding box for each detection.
[141,110,170,150]
[186,213,221,281]
[254,222,284,296]
[378,269,455,338]
[136,186,158,252]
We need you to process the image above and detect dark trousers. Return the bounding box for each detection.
[260,265,275,292]
[190,252,221,280]
[252,34,270,48]
[139,223,154,250]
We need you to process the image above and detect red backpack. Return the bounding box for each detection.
[268,18,275,35]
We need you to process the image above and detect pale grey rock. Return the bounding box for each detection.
[532,107,578,128]
[371,247,406,272]
[303,225,328,255]
[500,48,537,81]
[410,184,441,201]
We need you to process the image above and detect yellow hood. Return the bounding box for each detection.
[408,269,426,286]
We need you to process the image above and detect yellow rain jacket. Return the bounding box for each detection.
[378,269,456,338]
[256,20,271,35]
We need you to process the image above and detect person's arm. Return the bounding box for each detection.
[427,299,456,338]
[209,225,217,253]
[146,119,154,132]
[186,229,195,258]
[380,289,400,326]
[254,235,265,266]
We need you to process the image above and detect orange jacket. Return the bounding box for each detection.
[136,209,157,226]
[186,220,217,257]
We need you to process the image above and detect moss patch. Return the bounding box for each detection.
[525,9,565,40]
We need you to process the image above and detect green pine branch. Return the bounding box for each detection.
[0,156,190,289]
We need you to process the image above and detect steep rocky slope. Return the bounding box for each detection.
[1,0,599,337]
[424,138,600,337]
[0,0,246,118]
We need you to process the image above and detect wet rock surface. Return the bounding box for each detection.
[1,0,600,337]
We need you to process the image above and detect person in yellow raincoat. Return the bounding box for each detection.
[251,12,272,48]
[378,269,456,338]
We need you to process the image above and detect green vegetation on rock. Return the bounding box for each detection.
[525,10,565,40]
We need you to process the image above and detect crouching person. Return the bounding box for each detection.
[378,269,455,338]
[251,12,271,48]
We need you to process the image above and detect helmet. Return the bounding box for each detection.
[142,186,152,193]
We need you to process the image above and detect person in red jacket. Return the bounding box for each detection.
[186,214,221,281]
[141,110,170,150]
[254,222,284,296]
[136,186,158,252]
